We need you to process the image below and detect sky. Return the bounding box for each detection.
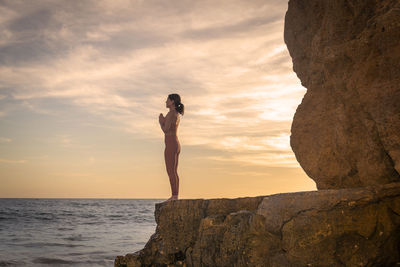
[0,0,317,199]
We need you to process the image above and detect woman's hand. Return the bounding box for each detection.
[159,113,165,124]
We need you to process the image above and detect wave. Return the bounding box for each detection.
[57,227,74,231]
[0,198,158,266]
[0,260,26,266]
[32,257,113,266]
[63,234,90,242]
[18,242,85,248]
[32,257,77,265]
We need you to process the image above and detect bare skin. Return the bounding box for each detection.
[159,97,181,202]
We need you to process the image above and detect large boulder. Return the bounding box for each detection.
[285,0,400,189]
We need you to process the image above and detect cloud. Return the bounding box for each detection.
[0,0,305,168]
[50,134,93,149]
[0,137,12,143]
[49,172,92,177]
[180,15,282,40]
[0,157,26,163]
[204,153,299,168]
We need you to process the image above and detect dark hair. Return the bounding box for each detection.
[168,93,184,115]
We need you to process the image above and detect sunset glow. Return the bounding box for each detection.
[0,0,316,198]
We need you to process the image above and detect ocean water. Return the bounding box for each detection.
[0,198,163,266]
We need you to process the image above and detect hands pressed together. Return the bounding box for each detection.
[159,113,165,125]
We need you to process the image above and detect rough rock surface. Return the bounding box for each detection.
[115,183,400,267]
[285,0,400,189]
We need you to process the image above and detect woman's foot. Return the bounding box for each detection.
[165,195,178,202]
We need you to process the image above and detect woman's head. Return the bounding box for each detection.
[167,93,184,115]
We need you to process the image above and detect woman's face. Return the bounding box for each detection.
[166,97,174,108]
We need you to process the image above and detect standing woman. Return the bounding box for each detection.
[159,94,184,201]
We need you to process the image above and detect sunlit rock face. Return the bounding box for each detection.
[115,183,400,267]
[284,0,400,189]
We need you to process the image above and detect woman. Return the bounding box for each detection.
[159,93,184,202]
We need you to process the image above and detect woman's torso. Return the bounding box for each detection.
[164,111,180,137]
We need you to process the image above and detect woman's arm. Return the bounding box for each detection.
[160,113,175,133]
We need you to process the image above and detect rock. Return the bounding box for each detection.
[284,0,400,189]
[115,252,142,267]
[114,182,400,267]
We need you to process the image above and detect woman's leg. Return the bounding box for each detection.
[164,140,179,198]
[174,144,180,197]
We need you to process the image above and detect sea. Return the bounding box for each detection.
[0,198,163,266]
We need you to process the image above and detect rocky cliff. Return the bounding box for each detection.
[115,183,400,266]
[115,0,400,266]
[285,0,400,189]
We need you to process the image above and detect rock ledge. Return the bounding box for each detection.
[115,182,400,267]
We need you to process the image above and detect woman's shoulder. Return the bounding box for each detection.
[167,111,179,118]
